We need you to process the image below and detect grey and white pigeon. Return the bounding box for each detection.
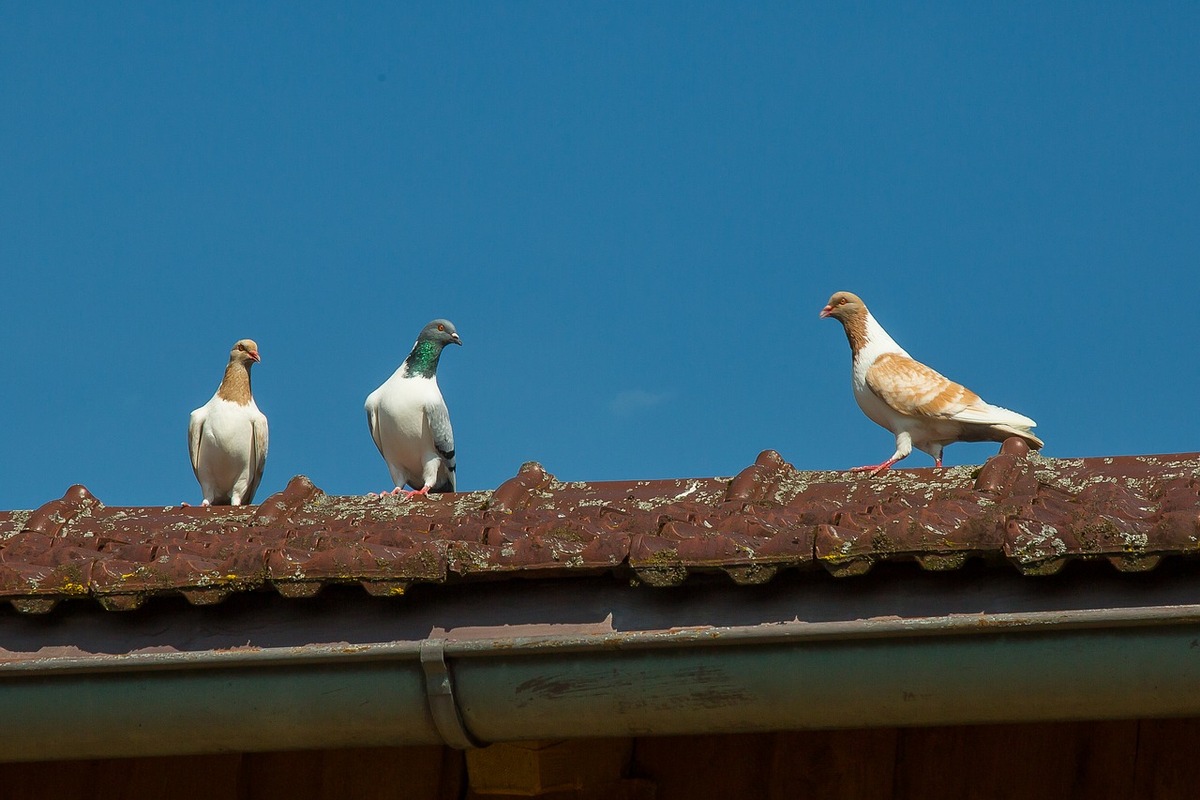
[820,291,1043,475]
[365,319,462,497]
[188,339,269,505]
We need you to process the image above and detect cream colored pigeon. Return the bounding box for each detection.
[820,291,1042,475]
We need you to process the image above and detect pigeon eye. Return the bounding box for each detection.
[437,324,445,332]
[237,343,246,351]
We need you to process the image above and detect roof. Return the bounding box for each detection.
[4,437,1200,760]
[1,438,1197,615]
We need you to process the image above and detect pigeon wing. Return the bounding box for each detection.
[245,413,268,504]
[867,352,1037,429]
[427,397,456,485]
[365,395,386,461]
[188,408,207,480]
[865,352,981,420]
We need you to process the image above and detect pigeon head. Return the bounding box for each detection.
[229,339,262,365]
[404,320,461,378]
[418,319,463,348]
[216,339,261,404]
[819,291,867,322]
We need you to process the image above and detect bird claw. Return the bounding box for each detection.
[367,487,429,499]
[850,462,894,477]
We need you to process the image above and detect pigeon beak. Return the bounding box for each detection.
[451,334,462,346]
[250,351,262,363]
[819,305,833,319]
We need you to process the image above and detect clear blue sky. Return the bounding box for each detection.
[1,4,1197,508]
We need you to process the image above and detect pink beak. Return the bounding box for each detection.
[819,305,833,319]
[250,351,261,363]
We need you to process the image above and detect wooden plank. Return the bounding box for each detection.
[767,728,898,800]
[0,759,98,800]
[0,746,454,800]
[467,739,632,796]
[239,750,325,800]
[465,778,655,800]
[0,719,1161,800]
[320,746,453,800]
[239,747,455,800]
[1069,720,1140,799]
[0,754,242,800]
[631,734,774,800]
[95,754,242,800]
[894,721,1137,800]
[1133,718,1200,800]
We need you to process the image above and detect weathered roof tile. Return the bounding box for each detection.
[0,442,1198,612]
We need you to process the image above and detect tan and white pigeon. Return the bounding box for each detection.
[365,319,461,497]
[820,291,1042,475]
[187,339,268,505]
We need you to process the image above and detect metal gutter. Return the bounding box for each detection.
[3,605,1200,761]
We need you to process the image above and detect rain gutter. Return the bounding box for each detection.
[3,605,1200,761]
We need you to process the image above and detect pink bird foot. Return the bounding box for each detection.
[367,487,432,499]
[850,460,898,477]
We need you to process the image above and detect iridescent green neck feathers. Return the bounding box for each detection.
[403,339,443,379]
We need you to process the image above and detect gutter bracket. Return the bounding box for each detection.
[420,638,483,749]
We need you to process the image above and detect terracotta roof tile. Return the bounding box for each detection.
[0,439,1198,613]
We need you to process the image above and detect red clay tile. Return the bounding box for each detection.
[0,444,1197,612]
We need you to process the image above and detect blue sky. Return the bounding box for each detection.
[1,4,1197,508]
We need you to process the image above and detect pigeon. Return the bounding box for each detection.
[188,339,269,505]
[819,291,1042,475]
[365,319,462,497]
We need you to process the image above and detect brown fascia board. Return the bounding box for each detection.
[0,438,1197,615]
